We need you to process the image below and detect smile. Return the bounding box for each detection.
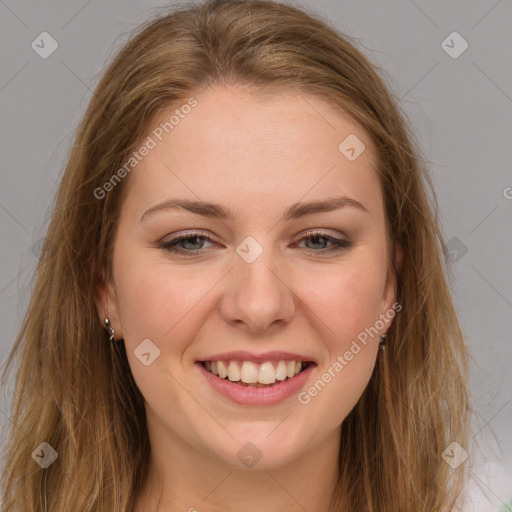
[196,355,317,406]
[202,359,311,387]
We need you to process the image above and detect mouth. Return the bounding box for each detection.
[199,359,314,388]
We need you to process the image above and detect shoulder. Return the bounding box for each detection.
[453,462,512,512]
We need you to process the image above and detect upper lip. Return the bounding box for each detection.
[197,350,316,364]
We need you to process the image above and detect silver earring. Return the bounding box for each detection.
[379,334,387,350]
[104,318,116,342]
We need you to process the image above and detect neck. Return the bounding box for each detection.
[133,413,341,512]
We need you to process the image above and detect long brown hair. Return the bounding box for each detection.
[0,1,472,510]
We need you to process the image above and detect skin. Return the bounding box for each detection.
[95,84,404,511]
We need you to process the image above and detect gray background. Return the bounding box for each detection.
[1,0,511,508]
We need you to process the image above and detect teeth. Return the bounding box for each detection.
[286,361,296,378]
[259,362,276,384]
[275,361,287,381]
[217,361,228,379]
[227,361,240,381]
[240,361,258,383]
[203,359,307,384]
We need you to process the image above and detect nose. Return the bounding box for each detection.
[219,246,297,334]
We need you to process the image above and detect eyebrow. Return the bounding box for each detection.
[140,195,369,223]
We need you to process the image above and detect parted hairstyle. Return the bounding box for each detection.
[0,1,472,510]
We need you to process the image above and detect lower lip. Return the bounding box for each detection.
[196,362,316,406]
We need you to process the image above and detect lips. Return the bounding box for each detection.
[196,351,316,405]
[197,350,315,365]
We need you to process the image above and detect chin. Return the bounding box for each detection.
[208,426,309,471]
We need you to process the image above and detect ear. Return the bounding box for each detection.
[380,241,404,332]
[94,269,123,339]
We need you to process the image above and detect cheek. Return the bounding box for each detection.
[114,249,201,341]
[300,257,386,349]
[297,264,383,425]
[112,256,202,413]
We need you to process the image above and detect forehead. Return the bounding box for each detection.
[121,85,383,222]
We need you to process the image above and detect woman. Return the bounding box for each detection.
[0,0,473,510]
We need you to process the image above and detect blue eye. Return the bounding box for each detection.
[296,229,351,254]
[160,231,215,255]
[160,229,351,256]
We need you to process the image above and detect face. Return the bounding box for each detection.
[96,85,399,470]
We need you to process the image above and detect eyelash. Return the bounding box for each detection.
[159,229,351,256]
